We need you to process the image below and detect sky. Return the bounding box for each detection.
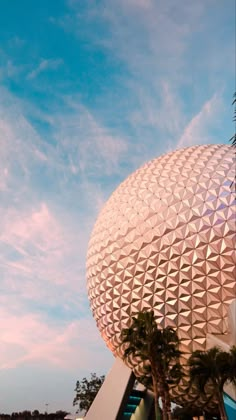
[0,0,235,414]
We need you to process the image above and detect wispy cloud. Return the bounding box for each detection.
[0,86,128,377]
[177,94,223,149]
[0,307,113,370]
[0,0,234,412]
[129,81,185,137]
[67,0,205,81]
[64,0,234,153]
[27,58,63,79]
[0,86,128,198]
[0,50,23,81]
[1,203,65,280]
[53,98,128,177]
[8,36,25,48]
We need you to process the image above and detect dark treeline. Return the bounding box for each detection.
[0,411,68,420]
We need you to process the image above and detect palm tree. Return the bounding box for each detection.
[188,346,236,420]
[228,345,236,385]
[121,311,162,420]
[154,327,182,420]
[230,93,236,147]
[121,310,182,420]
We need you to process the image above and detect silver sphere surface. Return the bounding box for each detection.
[87,145,236,402]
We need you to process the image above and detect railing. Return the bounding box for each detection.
[122,389,145,419]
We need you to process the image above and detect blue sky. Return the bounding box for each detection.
[0,0,235,414]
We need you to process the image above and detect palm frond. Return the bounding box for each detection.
[230,92,236,147]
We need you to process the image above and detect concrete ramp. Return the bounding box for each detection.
[85,358,154,420]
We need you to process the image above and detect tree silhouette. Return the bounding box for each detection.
[189,346,236,420]
[230,93,236,147]
[73,372,105,415]
[121,310,182,420]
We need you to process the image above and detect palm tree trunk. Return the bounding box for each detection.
[160,385,172,420]
[217,392,228,420]
[164,387,172,420]
[151,373,161,420]
[159,380,167,420]
[160,392,166,420]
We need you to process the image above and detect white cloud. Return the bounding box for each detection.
[177,94,223,149]
[0,0,234,412]
[0,87,128,379]
[65,0,234,155]
[0,86,128,200]
[0,48,24,82]
[0,199,90,316]
[129,80,185,138]
[68,0,206,81]
[0,203,65,276]
[27,58,63,79]
[0,307,113,371]
[52,98,128,176]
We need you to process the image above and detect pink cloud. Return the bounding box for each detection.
[0,198,92,339]
[1,203,67,282]
[177,94,222,148]
[0,201,90,326]
[3,203,61,245]
[0,308,113,371]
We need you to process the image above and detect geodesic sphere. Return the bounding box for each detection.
[87,145,236,375]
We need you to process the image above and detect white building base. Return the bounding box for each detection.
[84,358,153,420]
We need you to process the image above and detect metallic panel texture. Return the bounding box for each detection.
[86,144,236,404]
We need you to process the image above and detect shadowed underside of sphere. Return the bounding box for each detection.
[86,144,236,406]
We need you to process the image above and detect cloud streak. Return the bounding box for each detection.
[65,0,234,154]
[0,307,113,371]
[53,99,128,177]
[68,0,206,80]
[27,58,63,79]
[177,94,223,149]
[0,86,128,381]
